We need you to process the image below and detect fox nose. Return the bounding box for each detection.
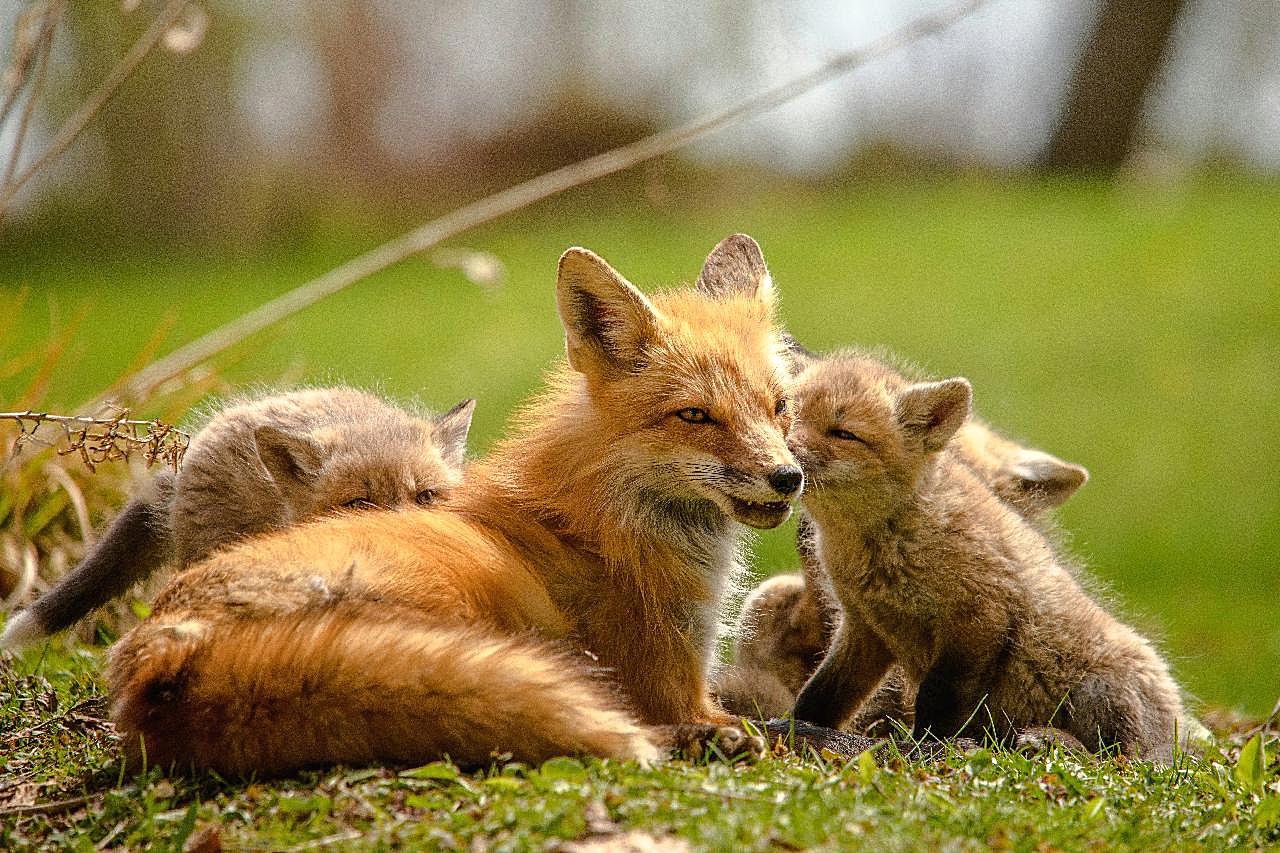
[767,465,804,497]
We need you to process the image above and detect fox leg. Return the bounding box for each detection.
[792,617,892,729]
[658,722,767,762]
[913,650,980,740]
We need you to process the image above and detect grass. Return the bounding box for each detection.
[2,174,1279,847]
[1,646,1277,850]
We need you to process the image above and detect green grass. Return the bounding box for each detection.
[1,647,1277,850]
[2,175,1279,847]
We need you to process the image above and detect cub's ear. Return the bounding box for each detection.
[896,378,972,452]
[556,247,661,378]
[433,398,476,470]
[696,233,774,306]
[1006,451,1089,513]
[255,426,324,486]
[779,331,818,378]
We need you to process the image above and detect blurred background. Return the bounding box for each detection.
[1,0,1277,716]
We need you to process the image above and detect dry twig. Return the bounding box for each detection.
[1,410,189,472]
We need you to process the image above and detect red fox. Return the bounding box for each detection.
[106,235,800,775]
[786,352,1188,759]
[0,390,475,649]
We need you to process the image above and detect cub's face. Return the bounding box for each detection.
[255,399,475,522]
[308,426,465,515]
[788,356,970,518]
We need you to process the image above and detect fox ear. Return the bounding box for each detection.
[255,426,324,486]
[432,398,475,470]
[557,247,661,378]
[1005,451,1088,513]
[896,378,972,452]
[696,234,774,306]
[780,331,817,377]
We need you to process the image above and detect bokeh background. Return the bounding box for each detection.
[1,0,1277,716]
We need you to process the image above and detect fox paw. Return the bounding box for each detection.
[661,723,766,763]
[1014,726,1088,755]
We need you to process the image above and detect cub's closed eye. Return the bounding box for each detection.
[829,428,867,444]
[774,398,788,416]
[343,497,377,510]
[415,489,438,506]
[675,408,713,424]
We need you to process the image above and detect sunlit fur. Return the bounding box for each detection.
[107,235,797,775]
[717,377,1090,727]
[785,352,1189,759]
[0,389,473,649]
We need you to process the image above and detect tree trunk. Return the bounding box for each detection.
[1041,0,1185,172]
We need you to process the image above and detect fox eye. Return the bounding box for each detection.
[415,489,438,506]
[343,497,376,510]
[675,408,713,424]
[774,398,788,416]
[829,428,868,445]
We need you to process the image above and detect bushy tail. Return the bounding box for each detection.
[107,602,660,776]
[2,475,173,649]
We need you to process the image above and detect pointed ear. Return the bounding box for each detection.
[255,426,324,486]
[896,378,972,452]
[556,247,661,378]
[432,398,475,469]
[1007,451,1089,513]
[696,233,774,305]
[779,331,817,378]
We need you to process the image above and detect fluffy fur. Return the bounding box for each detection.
[787,352,1188,759]
[106,235,798,774]
[1,390,475,649]
[718,412,1089,727]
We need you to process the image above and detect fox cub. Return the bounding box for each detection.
[106,235,800,776]
[718,387,1088,724]
[786,352,1187,759]
[0,389,475,649]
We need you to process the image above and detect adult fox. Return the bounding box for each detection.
[107,235,803,775]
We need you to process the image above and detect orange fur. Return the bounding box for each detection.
[107,235,797,774]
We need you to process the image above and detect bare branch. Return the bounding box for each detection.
[0,0,192,216]
[105,0,988,405]
[0,0,57,128]
[1,410,190,471]
[1,0,62,192]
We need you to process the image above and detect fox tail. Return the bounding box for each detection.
[107,602,660,776]
[2,474,173,649]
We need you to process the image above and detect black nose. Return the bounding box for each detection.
[767,465,803,497]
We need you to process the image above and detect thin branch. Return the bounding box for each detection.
[1,410,190,471]
[0,794,95,818]
[0,0,56,129]
[1,0,61,192]
[0,0,191,215]
[104,0,988,405]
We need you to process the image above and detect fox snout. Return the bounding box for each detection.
[767,465,803,497]
[704,456,802,530]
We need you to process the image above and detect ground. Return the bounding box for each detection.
[1,644,1277,850]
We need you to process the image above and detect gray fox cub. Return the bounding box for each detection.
[786,352,1187,759]
[718,415,1088,724]
[1,388,474,649]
